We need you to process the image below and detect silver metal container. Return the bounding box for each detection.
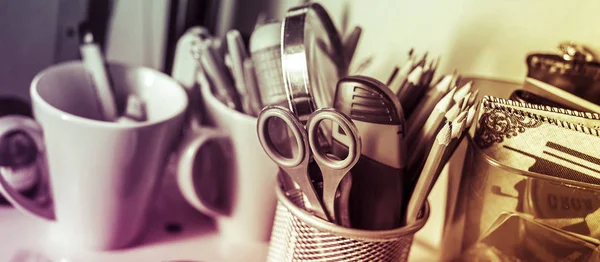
[267,182,429,262]
[440,77,600,260]
[442,132,600,261]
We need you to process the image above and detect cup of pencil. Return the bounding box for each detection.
[266,172,430,262]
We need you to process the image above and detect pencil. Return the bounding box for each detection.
[445,96,466,123]
[407,86,455,171]
[454,81,472,104]
[406,75,453,136]
[406,121,452,223]
[407,85,455,149]
[413,52,428,70]
[390,56,416,94]
[243,58,263,116]
[397,66,424,105]
[438,110,470,175]
[227,30,250,114]
[468,89,479,106]
[466,102,478,129]
[420,59,435,87]
[460,93,471,111]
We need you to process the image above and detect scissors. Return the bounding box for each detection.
[257,106,361,224]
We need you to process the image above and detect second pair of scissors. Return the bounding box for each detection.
[257,106,361,224]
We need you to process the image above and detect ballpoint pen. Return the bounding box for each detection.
[80,32,119,122]
[242,58,263,116]
[196,40,241,110]
[227,30,252,114]
[80,32,146,123]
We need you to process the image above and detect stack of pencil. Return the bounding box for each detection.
[386,49,440,117]
[385,49,479,223]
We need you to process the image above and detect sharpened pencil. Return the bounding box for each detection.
[406,121,452,223]
[408,86,456,170]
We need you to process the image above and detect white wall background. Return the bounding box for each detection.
[106,0,600,84]
[315,0,600,83]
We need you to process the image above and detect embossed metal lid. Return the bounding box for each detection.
[526,42,600,106]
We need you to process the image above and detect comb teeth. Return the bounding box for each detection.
[334,76,402,124]
[350,85,395,120]
[351,86,394,105]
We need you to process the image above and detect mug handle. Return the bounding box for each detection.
[0,116,55,220]
[175,127,233,217]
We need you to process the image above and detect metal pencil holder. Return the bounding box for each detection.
[267,181,430,262]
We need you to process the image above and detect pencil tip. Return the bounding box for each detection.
[436,86,456,111]
[466,105,477,128]
[408,66,424,84]
[451,114,466,138]
[437,122,453,145]
[456,110,467,122]
[468,89,480,106]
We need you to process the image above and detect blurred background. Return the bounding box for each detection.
[1,0,599,101]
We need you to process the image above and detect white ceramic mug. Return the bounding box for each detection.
[0,61,188,250]
[175,76,279,243]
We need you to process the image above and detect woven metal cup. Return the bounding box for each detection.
[267,184,430,262]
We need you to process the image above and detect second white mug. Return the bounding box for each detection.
[175,75,279,243]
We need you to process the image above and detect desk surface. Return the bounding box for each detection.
[0,164,444,262]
